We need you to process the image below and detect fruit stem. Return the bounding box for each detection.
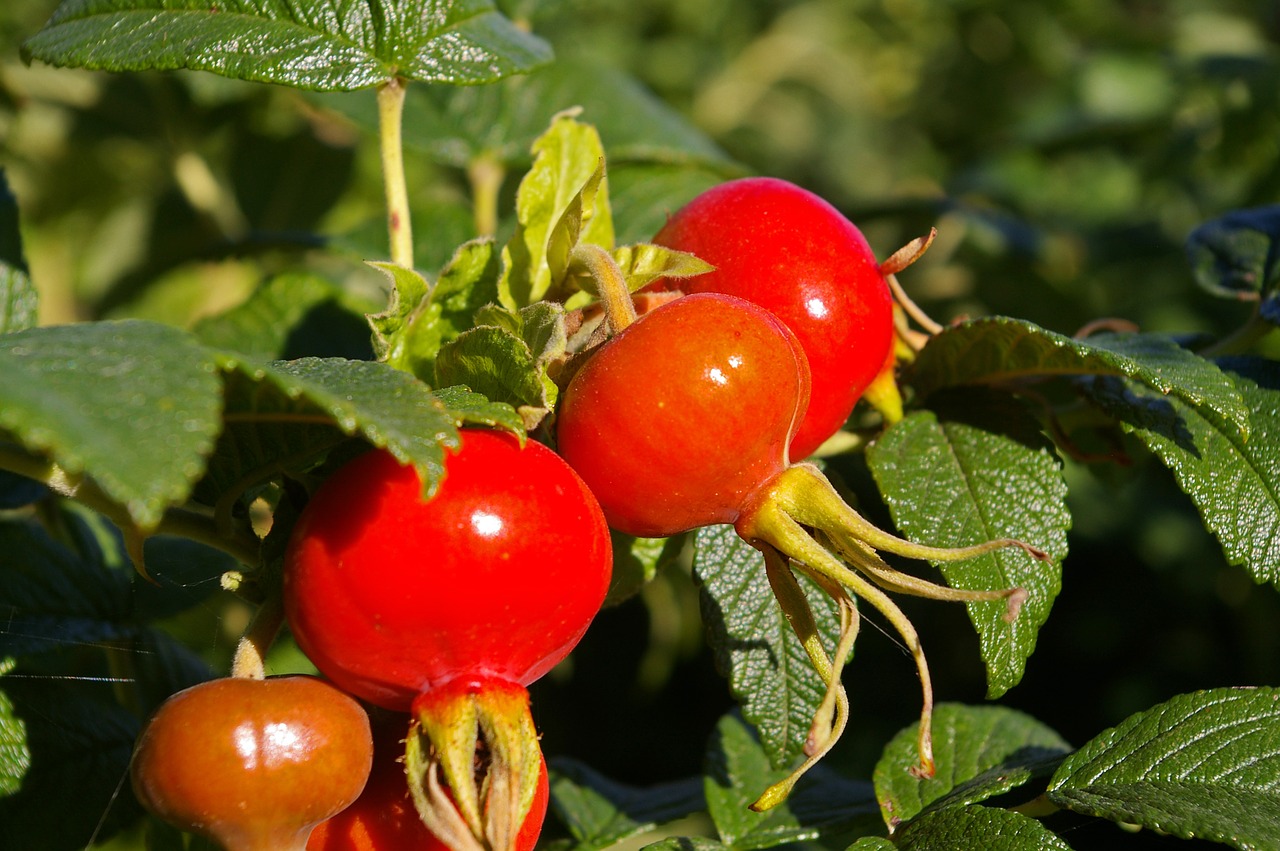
[377,77,414,270]
[231,595,285,680]
[571,243,637,334]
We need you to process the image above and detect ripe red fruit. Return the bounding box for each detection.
[556,292,810,538]
[307,716,550,851]
[283,428,608,851]
[130,676,373,851]
[651,176,894,460]
[283,428,612,711]
[555,290,1044,804]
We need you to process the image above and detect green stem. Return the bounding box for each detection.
[468,154,505,238]
[378,78,414,270]
[570,243,636,334]
[1197,308,1273,359]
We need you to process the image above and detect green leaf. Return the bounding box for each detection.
[638,841,726,851]
[433,302,566,430]
[0,660,25,798]
[1047,687,1280,849]
[0,172,36,336]
[547,758,705,851]
[213,355,457,499]
[873,703,1072,828]
[0,320,223,528]
[431,385,524,436]
[610,243,715,293]
[866,392,1069,697]
[1085,360,1280,585]
[908,319,1250,439]
[547,158,609,293]
[1185,205,1280,304]
[692,525,841,768]
[891,806,1074,851]
[705,712,882,849]
[369,240,502,382]
[193,271,378,362]
[501,111,614,308]
[0,675,141,849]
[23,0,552,91]
[605,532,681,607]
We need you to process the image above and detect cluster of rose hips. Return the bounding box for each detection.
[131,177,1042,848]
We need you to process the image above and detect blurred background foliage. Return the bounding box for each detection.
[3,1,1280,848]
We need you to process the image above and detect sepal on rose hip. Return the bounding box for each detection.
[405,678,543,851]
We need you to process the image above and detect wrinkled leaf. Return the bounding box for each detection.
[1085,359,1280,585]
[1048,687,1280,849]
[0,321,223,528]
[909,319,1249,439]
[692,525,840,768]
[431,385,524,436]
[705,712,882,849]
[892,805,1074,850]
[873,703,1072,829]
[23,0,552,91]
[548,758,705,851]
[369,239,501,382]
[212,355,457,500]
[866,392,1069,697]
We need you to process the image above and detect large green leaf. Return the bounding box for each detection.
[872,703,1071,828]
[891,806,1074,850]
[546,759,705,851]
[207,355,458,503]
[704,712,882,849]
[1047,687,1280,849]
[22,0,551,91]
[908,319,1250,439]
[866,392,1069,697]
[0,320,223,528]
[692,525,840,769]
[1085,359,1280,585]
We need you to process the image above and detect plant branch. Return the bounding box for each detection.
[378,77,414,270]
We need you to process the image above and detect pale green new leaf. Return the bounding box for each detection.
[501,112,614,308]
[866,392,1068,697]
[23,0,551,91]
[1048,687,1280,849]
